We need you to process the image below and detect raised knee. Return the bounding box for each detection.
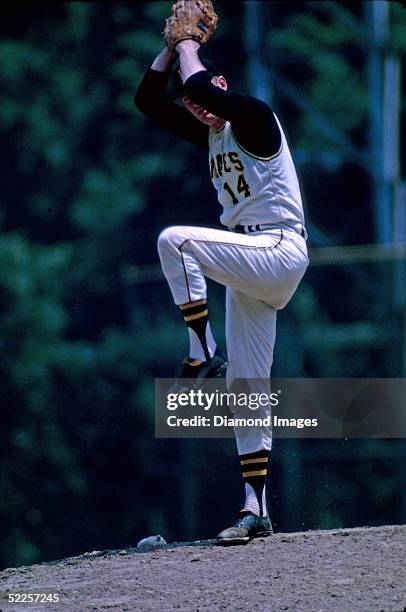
[157,226,182,254]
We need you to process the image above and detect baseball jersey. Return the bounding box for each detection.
[208,115,305,232]
[134,67,306,235]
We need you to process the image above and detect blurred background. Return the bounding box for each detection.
[1,1,405,569]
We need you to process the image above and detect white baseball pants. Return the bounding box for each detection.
[157,225,308,453]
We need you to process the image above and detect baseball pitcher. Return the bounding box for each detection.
[134,0,309,544]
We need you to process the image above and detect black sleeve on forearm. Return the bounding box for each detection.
[183,71,281,158]
[134,68,209,149]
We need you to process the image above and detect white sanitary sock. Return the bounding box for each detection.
[188,323,216,362]
[243,482,268,517]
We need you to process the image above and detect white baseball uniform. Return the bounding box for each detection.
[158,113,309,453]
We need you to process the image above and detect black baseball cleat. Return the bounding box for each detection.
[169,348,227,395]
[216,510,273,546]
[179,347,227,381]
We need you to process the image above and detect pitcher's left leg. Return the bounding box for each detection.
[156,224,281,374]
[157,225,222,373]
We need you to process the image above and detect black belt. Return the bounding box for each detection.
[231,223,305,238]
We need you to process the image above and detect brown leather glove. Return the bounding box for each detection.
[164,0,219,51]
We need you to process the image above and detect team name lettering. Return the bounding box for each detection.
[216,154,223,176]
[222,153,231,173]
[227,152,244,172]
[210,151,244,179]
[210,157,218,179]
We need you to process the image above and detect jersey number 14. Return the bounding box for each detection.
[223,173,251,205]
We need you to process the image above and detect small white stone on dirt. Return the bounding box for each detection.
[136,535,167,551]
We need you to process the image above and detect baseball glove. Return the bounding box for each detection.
[164,0,219,51]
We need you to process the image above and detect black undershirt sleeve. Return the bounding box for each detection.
[183,70,281,158]
[134,68,209,149]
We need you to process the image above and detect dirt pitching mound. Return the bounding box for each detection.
[1,525,405,611]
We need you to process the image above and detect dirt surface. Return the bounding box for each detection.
[0,525,405,612]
